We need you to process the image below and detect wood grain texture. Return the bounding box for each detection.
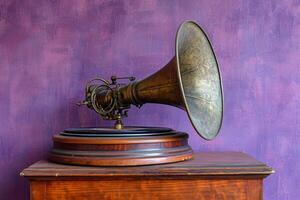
[30,179,262,200]
[49,131,193,166]
[21,152,274,178]
[22,152,273,200]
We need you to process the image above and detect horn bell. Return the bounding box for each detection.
[175,21,223,140]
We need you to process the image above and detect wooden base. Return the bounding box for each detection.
[21,152,274,200]
[49,127,193,166]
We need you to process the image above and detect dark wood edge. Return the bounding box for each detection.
[53,132,188,144]
[21,174,271,181]
[48,151,193,166]
[20,166,274,178]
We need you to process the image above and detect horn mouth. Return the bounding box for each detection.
[175,21,224,140]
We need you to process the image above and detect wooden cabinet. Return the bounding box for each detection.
[21,152,273,200]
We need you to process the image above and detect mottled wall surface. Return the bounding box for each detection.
[0,0,299,199]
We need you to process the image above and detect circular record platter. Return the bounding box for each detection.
[49,127,193,166]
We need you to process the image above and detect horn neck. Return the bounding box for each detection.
[119,57,183,108]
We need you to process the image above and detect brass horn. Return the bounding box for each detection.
[81,21,223,140]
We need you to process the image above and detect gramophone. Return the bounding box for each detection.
[49,21,223,166]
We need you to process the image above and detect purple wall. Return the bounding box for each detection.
[0,0,299,199]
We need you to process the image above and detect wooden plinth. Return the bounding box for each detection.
[21,152,274,200]
[49,128,193,166]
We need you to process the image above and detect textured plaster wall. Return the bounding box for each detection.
[0,0,299,199]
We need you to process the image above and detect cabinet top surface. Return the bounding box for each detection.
[21,152,274,178]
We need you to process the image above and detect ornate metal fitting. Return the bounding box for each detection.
[78,76,136,129]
